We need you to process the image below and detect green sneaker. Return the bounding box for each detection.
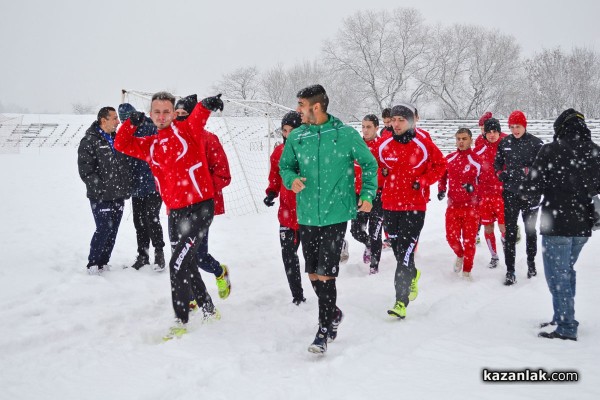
[408,269,421,301]
[387,301,406,319]
[216,264,231,299]
[163,322,188,341]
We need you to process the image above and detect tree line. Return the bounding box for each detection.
[211,7,600,121]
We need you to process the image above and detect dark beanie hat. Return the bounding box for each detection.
[118,103,136,122]
[281,111,302,129]
[508,110,527,128]
[478,111,493,126]
[175,94,198,115]
[483,117,501,133]
[553,108,591,141]
[390,104,415,123]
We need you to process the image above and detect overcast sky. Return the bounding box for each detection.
[1,0,599,114]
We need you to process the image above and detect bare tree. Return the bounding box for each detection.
[422,24,521,119]
[322,7,429,114]
[72,101,96,115]
[213,66,260,100]
[260,63,288,105]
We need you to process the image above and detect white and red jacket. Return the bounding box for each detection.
[203,132,231,215]
[266,142,298,230]
[115,103,215,211]
[354,136,385,194]
[376,132,446,211]
[473,133,507,198]
[438,148,481,207]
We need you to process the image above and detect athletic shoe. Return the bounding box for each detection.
[292,296,306,306]
[201,301,221,322]
[488,257,499,269]
[189,300,198,313]
[476,233,481,245]
[130,254,150,270]
[408,269,421,301]
[516,225,522,244]
[153,263,166,272]
[216,264,231,299]
[369,266,379,275]
[87,265,103,276]
[504,272,517,286]
[382,238,392,250]
[454,257,464,273]
[340,240,349,264]
[154,248,165,270]
[462,271,473,280]
[363,246,371,264]
[163,321,187,341]
[308,326,328,354]
[539,321,557,328]
[527,264,537,279]
[387,301,406,319]
[538,331,577,341]
[328,308,344,343]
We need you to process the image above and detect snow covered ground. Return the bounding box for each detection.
[1,148,599,399]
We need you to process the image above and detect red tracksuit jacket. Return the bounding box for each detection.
[438,148,481,207]
[115,103,215,211]
[354,136,385,194]
[377,133,446,211]
[203,132,231,215]
[267,142,299,230]
[473,134,507,198]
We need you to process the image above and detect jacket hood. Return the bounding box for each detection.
[553,108,591,142]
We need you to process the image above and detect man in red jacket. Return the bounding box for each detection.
[475,112,493,148]
[473,118,508,269]
[376,105,446,318]
[438,128,481,278]
[264,111,305,305]
[351,114,385,274]
[115,91,225,339]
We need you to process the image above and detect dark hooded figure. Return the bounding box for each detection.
[525,108,600,341]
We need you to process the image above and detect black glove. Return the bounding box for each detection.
[263,191,277,207]
[437,191,446,201]
[498,171,509,182]
[129,111,145,126]
[412,181,420,190]
[201,94,224,112]
[462,183,475,193]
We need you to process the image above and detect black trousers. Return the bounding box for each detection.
[383,210,425,305]
[503,191,539,273]
[279,226,303,300]
[132,192,165,255]
[299,222,348,277]
[350,193,384,268]
[167,200,214,323]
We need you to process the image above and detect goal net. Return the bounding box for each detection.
[121,89,294,216]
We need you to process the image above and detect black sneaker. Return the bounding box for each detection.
[154,248,166,269]
[308,326,328,354]
[527,264,537,278]
[538,331,577,341]
[328,308,344,343]
[504,272,516,286]
[292,296,306,306]
[130,254,150,270]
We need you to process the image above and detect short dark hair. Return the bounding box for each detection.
[382,108,391,119]
[456,127,472,137]
[97,106,116,123]
[296,84,329,112]
[363,114,379,127]
[151,91,176,106]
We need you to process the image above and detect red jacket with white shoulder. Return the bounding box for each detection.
[266,142,298,230]
[203,132,231,215]
[115,103,215,211]
[354,136,385,194]
[473,133,507,198]
[438,148,481,207]
[376,131,446,211]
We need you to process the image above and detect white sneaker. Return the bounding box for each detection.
[340,240,349,264]
[153,263,166,272]
[454,257,464,273]
[462,271,473,280]
[87,265,103,276]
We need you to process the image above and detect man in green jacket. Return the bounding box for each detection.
[279,84,378,354]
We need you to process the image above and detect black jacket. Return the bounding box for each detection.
[494,132,544,195]
[127,117,159,198]
[78,121,132,201]
[524,123,600,237]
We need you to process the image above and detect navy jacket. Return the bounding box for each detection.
[128,117,159,197]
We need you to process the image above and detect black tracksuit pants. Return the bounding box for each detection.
[279,226,303,300]
[383,210,425,305]
[167,199,214,323]
[132,192,165,256]
[350,193,384,269]
[503,191,539,273]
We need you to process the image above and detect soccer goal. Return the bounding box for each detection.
[121,89,294,216]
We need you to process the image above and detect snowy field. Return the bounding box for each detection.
[1,148,599,400]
